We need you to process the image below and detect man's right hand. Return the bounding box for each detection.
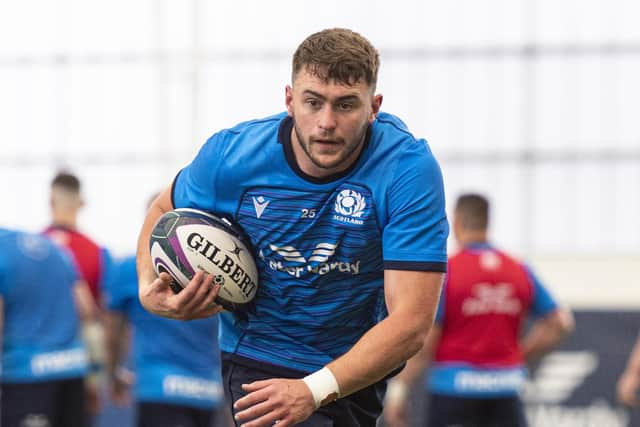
[139,270,224,320]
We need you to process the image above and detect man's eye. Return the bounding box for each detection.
[338,103,354,110]
[306,99,320,107]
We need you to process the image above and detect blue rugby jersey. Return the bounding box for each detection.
[173,112,449,372]
[104,255,223,409]
[0,228,87,382]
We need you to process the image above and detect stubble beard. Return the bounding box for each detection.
[292,120,369,172]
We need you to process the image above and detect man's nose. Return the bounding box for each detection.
[317,105,337,131]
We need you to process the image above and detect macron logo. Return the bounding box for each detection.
[252,196,270,219]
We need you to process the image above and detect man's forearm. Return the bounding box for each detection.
[326,269,442,399]
[383,335,434,409]
[325,269,443,399]
[136,208,162,287]
[394,325,441,387]
[136,188,172,290]
[327,311,432,398]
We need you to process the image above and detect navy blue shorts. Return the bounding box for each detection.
[136,401,219,427]
[1,377,87,427]
[222,353,384,427]
[426,393,528,427]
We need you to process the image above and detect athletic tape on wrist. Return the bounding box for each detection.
[302,367,341,408]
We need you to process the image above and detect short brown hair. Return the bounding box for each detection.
[455,193,489,230]
[292,28,379,89]
[51,171,81,193]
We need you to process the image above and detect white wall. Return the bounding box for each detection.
[531,256,640,309]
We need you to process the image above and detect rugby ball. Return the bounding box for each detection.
[149,208,258,312]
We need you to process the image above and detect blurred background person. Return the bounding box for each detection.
[0,227,98,427]
[43,170,113,415]
[383,193,575,427]
[44,171,112,308]
[104,194,226,427]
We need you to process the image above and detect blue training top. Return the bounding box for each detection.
[173,112,449,372]
[0,228,87,382]
[104,255,224,409]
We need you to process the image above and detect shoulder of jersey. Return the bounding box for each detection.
[374,113,423,146]
[226,112,288,135]
[375,112,411,133]
[373,112,436,159]
[210,113,287,154]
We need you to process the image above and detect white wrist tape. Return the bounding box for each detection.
[302,367,341,408]
[384,379,409,405]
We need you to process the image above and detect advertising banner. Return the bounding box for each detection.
[391,310,640,427]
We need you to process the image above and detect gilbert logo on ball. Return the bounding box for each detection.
[149,208,258,312]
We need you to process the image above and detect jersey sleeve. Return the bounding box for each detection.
[383,140,449,272]
[104,256,137,313]
[172,131,229,212]
[525,264,559,318]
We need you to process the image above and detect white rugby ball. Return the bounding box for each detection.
[149,208,258,312]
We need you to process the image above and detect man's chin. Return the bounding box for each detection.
[309,155,346,171]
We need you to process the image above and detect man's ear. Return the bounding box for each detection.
[285,85,294,116]
[370,94,383,122]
